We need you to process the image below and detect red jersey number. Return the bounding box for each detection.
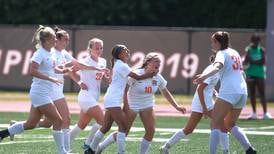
[145,86,152,93]
[96,73,103,80]
[231,56,243,70]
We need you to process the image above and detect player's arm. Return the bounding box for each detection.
[122,84,130,112]
[128,71,157,80]
[197,83,210,116]
[193,62,222,84]
[160,87,186,114]
[67,71,88,90]
[29,61,62,84]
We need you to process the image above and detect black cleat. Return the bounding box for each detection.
[84,147,95,154]
[246,146,257,154]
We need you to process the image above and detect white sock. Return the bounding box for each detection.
[139,138,151,154]
[99,132,116,151]
[90,130,104,151]
[209,129,220,154]
[85,123,101,145]
[117,132,126,154]
[219,132,229,153]
[52,130,66,154]
[8,122,24,135]
[62,129,70,152]
[230,126,251,151]
[164,130,185,149]
[69,125,82,143]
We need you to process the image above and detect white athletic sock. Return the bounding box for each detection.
[62,129,70,152]
[209,129,220,154]
[139,138,151,154]
[90,130,104,151]
[231,126,251,151]
[8,122,24,135]
[52,130,66,154]
[85,123,101,145]
[117,132,126,154]
[164,130,185,149]
[99,132,116,151]
[219,132,229,153]
[69,125,82,143]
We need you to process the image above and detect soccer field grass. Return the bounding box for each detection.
[0,112,273,154]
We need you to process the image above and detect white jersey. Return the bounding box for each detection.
[51,48,74,80]
[30,47,55,94]
[104,60,131,108]
[214,48,247,95]
[50,48,74,100]
[191,64,219,113]
[78,56,106,103]
[127,68,167,110]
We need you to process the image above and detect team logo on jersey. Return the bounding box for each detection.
[152,80,157,86]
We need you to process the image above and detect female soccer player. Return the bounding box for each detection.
[96,53,186,154]
[193,31,256,154]
[84,45,157,154]
[0,26,70,154]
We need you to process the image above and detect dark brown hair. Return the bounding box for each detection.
[53,26,68,40]
[212,31,230,50]
[110,44,128,68]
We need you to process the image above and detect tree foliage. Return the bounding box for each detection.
[0,0,266,28]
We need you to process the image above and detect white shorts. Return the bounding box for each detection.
[217,93,247,109]
[191,100,214,113]
[129,101,153,112]
[29,92,53,108]
[51,86,64,101]
[130,106,153,113]
[103,95,122,109]
[78,97,98,113]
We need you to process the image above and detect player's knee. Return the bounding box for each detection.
[24,122,37,130]
[183,128,193,135]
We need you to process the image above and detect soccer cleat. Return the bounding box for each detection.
[246,146,257,154]
[159,146,169,154]
[247,113,257,120]
[9,120,16,141]
[263,112,272,120]
[84,147,95,154]
[82,142,90,150]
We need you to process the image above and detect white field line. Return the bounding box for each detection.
[0,124,274,136]
[0,136,189,145]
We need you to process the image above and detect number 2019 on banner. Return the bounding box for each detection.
[130,52,199,79]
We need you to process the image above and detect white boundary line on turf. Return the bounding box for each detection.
[0,136,189,145]
[1,124,274,136]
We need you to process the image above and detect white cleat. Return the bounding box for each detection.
[9,120,16,141]
[247,113,257,120]
[263,112,272,120]
[160,146,169,154]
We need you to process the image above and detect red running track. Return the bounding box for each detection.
[0,101,273,119]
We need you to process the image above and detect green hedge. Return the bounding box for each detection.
[0,0,266,28]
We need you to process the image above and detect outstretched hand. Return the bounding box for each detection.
[193,74,205,85]
[176,106,187,114]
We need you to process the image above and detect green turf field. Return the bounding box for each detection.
[0,112,273,154]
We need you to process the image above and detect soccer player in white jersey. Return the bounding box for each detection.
[160,54,221,154]
[193,31,256,154]
[68,38,110,150]
[95,53,186,154]
[84,45,157,154]
[0,26,72,154]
